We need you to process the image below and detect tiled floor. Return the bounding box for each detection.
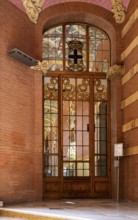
[0,199,138,220]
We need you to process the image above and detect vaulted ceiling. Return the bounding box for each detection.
[8,0,130,13]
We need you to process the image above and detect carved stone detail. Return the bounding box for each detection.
[111,0,126,23]
[106,64,124,79]
[22,0,45,24]
[31,61,48,75]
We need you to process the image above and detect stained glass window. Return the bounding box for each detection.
[89,27,110,72]
[43,26,63,71]
[43,24,110,73]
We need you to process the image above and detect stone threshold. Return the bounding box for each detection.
[0,208,93,220]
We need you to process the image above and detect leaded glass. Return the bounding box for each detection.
[43,24,110,73]
[89,27,110,72]
[65,24,86,71]
[43,26,63,71]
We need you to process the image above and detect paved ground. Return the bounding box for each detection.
[0,199,138,220]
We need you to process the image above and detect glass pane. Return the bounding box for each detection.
[95,127,107,141]
[83,116,89,131]
[68,145,76,160]
[84,170,90,176]
[77,116,82,130]
[63,146,69,160]
[70,116,76,130]
[44,155,58,176]
[51,127,58,140]
[51,114,58,126]
[89,27,110,72]
[44,115,50,127]
[83,132,89,145]
[83,102,89,115]
[77,146,82,160]
[95,166,107,177]
[70,130,76,143]
[83,147,89,160]
[84,162,89,169]
[63,162,76,176]
[63,131,69,145]
[44,100,50,113]
[70,101,75,115]
[95,155,107,166]
[63,101,70,115]
[77,170,83,176]
[76,101,82,115]
[77,131,82,145]
[43,26,63,71]
[78,162,83,169]
[48,141,58,153]
[63,116,69,130]
[95,115,107,128]
[95,141,107,154]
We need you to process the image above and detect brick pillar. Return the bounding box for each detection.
[34,72,43,201]
[110,74,123,200]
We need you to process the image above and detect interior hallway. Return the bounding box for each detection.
[0,199,138,220]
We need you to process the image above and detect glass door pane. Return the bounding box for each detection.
[62,77,90,177]
[43,77,59,177]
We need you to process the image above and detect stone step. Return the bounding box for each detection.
[0,218,26,220]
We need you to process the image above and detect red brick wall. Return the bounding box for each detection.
[110,75,123,200]
[120,0,138,202]
[0,0,42,204]
[1,0,137,203]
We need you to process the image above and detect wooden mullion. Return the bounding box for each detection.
[58,75,63,198]
[89,76,94,198]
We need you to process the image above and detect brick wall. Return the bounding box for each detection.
[120,0,138,202]
[0,0,137,203]
[0,0,42,204]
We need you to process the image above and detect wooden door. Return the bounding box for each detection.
[43,75,110,199]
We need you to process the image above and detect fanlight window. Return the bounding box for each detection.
[43,23,110,72]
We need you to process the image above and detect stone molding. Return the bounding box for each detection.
[111,0,126,24]
[125,146,138,156]
[31,61,48,75]
[121,91,138,109]
[121,35,138,61]
[22,0,45,24]
[122,118,138,133]
[122,64,138,85]
[122,8,138,38]
[106,64,124,79]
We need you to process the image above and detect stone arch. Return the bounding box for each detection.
[35,2,120,64]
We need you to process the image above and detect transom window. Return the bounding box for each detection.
[42,23,110,72]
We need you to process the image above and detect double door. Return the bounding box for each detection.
[43,75,110,199]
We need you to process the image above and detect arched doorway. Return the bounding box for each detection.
[43,23,111,199]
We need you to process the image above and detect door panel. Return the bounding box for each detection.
[43,75,110,199]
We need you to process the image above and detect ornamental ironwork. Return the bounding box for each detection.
[94,79,107,101]
[44,77,58,100]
